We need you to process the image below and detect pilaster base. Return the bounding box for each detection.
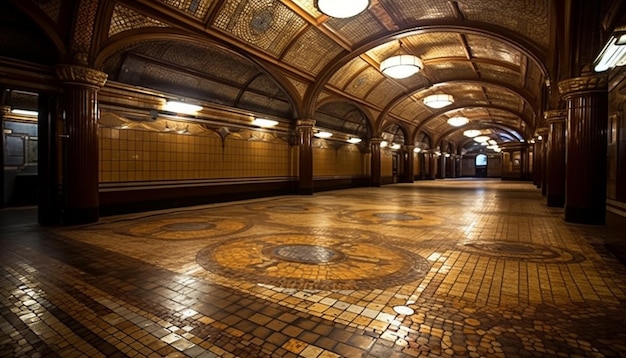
[64,207,99,225]
[565,207,605,225]
[547,195,564,208]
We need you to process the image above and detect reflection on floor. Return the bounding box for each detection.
[2,179,626,357]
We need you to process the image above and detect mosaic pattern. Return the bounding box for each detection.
[196,231,431,290]
[35,180,626,357]
[108,4,169,37]
[461,241,586,263]
[336,209,443,227]
[113,215,252,240]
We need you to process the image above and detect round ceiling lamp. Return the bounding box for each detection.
[380,41,423,79]
[447,116,469,127]
[474,135,490,143]
[463,129,481,138]
[423,94,454,108]
[317,0,370,18]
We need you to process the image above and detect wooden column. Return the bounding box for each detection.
[37,94,61,225]
[558,73,608,224]
[370,138,382,187]
[403,145,414,183]
[537,127,548,195]
[56,65,107,225]
[296,119,315,195]
[0,103,6,208]
[545,110,566,207]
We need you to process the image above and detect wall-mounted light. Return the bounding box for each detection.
[594,28,626,72]
[447,116,469,127]
[537,135,543,141]
[164,101,202,115]
[463,129,481,138]
[380,140,388,148]
[316,0,370,18]
[347,137,362,144]
[390,143,401,150]
[10,109,38,117]
[423,94,454,108]
[314,131,333,138]
[444,153,451,158]
[252,118,278,127]
[413,147,422,153]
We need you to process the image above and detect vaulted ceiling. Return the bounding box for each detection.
[2,0,561,154]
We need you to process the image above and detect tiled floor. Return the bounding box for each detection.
[2,179,626,357]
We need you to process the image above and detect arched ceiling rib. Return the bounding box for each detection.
[4,0,556,149]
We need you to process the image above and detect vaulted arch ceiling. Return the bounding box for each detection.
[3,0,555,150]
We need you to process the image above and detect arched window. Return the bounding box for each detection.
[476,154,487,167]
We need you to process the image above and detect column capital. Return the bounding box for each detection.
[536,126,549,136]
[56,64,107,88]
[544,109,566,124]
[558,73,607,99]
[296,119,315,128]
[369,137,383,145]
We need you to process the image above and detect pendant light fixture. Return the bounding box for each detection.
[463,129,481,138]
[316,0,370,18]
[423,94,454,108]
[446,116,469,127]
[380,41,423,79]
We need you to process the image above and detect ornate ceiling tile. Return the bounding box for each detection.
[379,0,452,24]
[409,32,467,60]
[465,34,523,66]
[474,63,521,85]
[213,0,306,57]
[344,67,385,99]
[391,97,429,121]
[284,76,309,101]
[365,80,404,108]
[328,57,370,89]
[281,27,344,75]
[290,0,322,18]
[426,61,478,82]
[457,0,549,48]
[157,0,215,19]
[109,4,170,37]
[33,0,62,23]
[324,12,387,46]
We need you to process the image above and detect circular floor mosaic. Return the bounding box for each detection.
[461,241,586,263]
[245,201,334,214]
[114,215,252,240]
[196,232,431,290]
[336,209,443,227]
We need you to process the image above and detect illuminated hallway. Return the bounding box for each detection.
[2,179,625,357]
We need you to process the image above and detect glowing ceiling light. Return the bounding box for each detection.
[474,135,490,143]
[463,129,481,138]
[347,137,362,144]
[423,94,454,108]
[380,141,388,148]
[447,116,469,127]
[390,143,401,149]
[380,41,423,79]
[314,131,333,138]
[252,118,278,127]
[316,0,370,18]
[11,109,38,117]
[594,30,626,72]
[164,101,202,115]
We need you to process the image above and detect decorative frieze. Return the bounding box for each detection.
[56,65,108,88]
[558,74,607,98]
